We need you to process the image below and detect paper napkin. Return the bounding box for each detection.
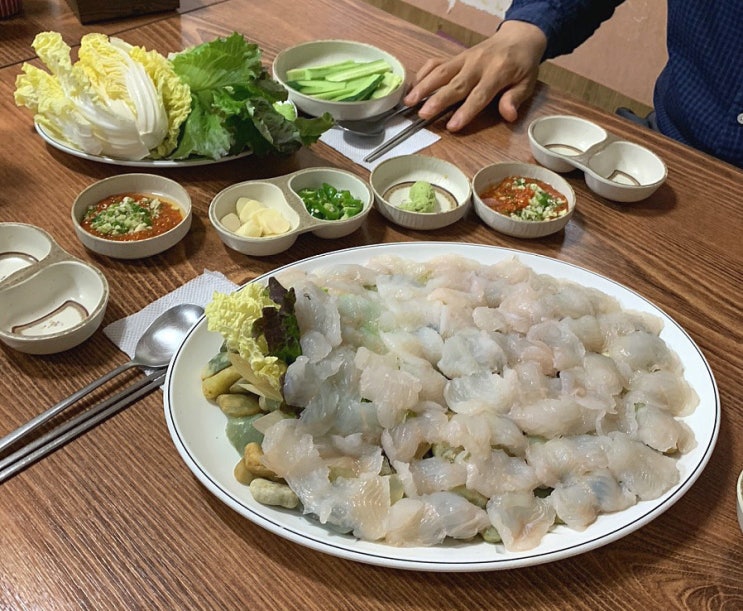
[320,118,440,171]
[103,270,237,360]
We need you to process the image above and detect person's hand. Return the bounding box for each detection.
[403,20,547,132]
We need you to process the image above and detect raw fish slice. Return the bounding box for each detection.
[550,469,634,529]
[625,369,699,416]
[437,327,508,378]
[604,432,680,500]
[385,493,490,546]
[465,449,539,497]
[409,456,467,494]
[509,396,597,438]
[486,491,556,551]
[634,404,697,454]
[444,369,516,415]
[525,435,608,487]
[526,320,585,371]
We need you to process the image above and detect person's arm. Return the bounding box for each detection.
[404,0,625,132]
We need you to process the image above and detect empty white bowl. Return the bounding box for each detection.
[0,223,108,354]
[369,155,472,230]
[273,39,405,121]
[583,140,667,202]
[72,173,192,259]
[528,114,667,203]
[738,469,743,534]
[528,115,608,172]
[472,162,576,239]
[209,167,373,256]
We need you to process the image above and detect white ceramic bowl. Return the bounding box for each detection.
[273,39,406,121]
[528,115,667,203]
[737,469,743,534]
[369,155,472,230]
[72,173,192,259]
[0,223,108,355]
[528,114,608,172]
[209,167,373,256]
[472,162,576,239]
[583,140,667,202]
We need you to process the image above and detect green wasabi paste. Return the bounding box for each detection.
[399,181,436,213]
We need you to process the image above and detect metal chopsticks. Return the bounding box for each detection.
[363,103,458,163]
[0,370,166,483]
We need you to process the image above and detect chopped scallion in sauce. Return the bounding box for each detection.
[480,176,569,221]
[81,193,183,241]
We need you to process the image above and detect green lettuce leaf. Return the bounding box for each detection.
[169,32,333,159]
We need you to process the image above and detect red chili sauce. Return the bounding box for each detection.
[81,193,184,241]
[479,176,569,221]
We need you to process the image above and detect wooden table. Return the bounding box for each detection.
[1,0,741,607]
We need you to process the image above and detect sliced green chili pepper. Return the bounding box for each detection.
[298,183,364,221]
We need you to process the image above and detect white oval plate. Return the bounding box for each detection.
[163,242,719,572]
[35,123,251,168]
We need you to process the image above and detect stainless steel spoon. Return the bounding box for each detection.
[335,103,418,137]
[0,303,204,453]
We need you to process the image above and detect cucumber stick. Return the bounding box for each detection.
[287,58,399,102]
[323,59,391,82]
[285,60,356,82]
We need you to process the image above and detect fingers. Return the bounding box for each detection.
[404,57,460,108]
[403,22,545,131]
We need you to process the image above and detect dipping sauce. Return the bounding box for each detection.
[480,176,569,221]
[81,193,183,241]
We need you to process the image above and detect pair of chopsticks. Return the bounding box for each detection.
[363,103,459,163]
[0,371,165,483]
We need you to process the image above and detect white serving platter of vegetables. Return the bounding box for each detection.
[163,242,719,572]
[35,123,253,168]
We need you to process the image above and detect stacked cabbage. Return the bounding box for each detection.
[14,32,332,161]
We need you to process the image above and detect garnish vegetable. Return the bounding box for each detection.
[15,32,333,161]
[204,278,301,398]
[14,32,190,160]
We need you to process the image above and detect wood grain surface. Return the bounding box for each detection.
[1,0,741,608]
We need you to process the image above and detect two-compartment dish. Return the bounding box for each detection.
[209,167,373,256]
[528,115,667,202]
[0,223,108,354]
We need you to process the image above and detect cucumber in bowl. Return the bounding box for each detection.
[273,40,407,121]
[286,59,402,102]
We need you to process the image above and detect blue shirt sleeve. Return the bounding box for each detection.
[505,0,626,59]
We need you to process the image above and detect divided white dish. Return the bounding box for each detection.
[528,115,667,202]
[209,167,373,256]
[0,223,108,354]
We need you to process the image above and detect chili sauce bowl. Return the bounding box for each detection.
[0,223,108,354]
[272,39,405,121]
[472,162,576,239]
[209,167,373,257]
[528,114,666,202]
[72,173,192,259]
[369,154,472,230]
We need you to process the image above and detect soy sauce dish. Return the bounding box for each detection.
[72,173,192,259]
